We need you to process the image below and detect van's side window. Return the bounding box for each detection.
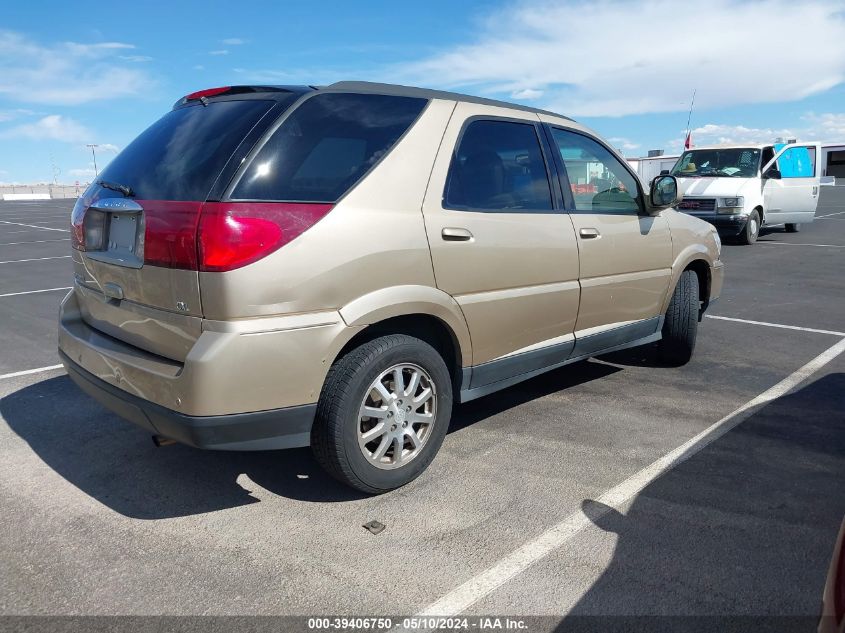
[550,128,641,213]
[777,146,816,178]
[444,120,553,212]
[232,93,427,202]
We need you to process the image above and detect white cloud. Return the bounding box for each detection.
[608,136,641,152]
[0,114,92,143]
[802,112,845,139]
[99,143,120,153]
[193,65,205,71]
[0,30,154,105]
[0,108,35,122]
[221,38,246,45]
[209,49,229,56]
[689,123,796,147]
[511,88,544,100]
[119,54,153,62]
[664,113,845,152]
[393,0,845,117]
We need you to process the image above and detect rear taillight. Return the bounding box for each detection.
[76,199,331,271]
[142,201,204,270]
[197,202,333,272]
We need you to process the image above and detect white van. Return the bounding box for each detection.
[669,143,821,244]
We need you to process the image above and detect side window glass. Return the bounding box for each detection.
[232,93,426,202]
[444,120,552,212]
[776,146,816,178]
[550,128,641,213]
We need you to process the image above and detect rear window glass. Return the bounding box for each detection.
[96,99,276,201]
[231,93,427,202]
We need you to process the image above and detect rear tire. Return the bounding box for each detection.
[785,223,801,233]
[311,334,452,494]
[658,270,699,366]
[738,209,760,245]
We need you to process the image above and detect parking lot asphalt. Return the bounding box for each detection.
[0,191,843,623]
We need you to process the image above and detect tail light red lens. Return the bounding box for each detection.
[197,202,334,272]
[184,86,231,101]
[74,199,331,272]
[142,201,204,270]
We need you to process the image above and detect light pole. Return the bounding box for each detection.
[86,144,99,179]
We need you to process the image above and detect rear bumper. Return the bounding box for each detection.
[58,287,356,417]
[60,350,315,450]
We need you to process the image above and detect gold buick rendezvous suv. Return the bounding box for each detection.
[59,82,724,493]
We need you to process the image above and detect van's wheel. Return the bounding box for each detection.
[658,270,699,366]
[785,223,801,233]
[738,209,760,245]
[311,334,452,494]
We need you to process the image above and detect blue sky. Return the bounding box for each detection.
[1,0,844,184]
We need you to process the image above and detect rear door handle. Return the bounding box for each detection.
[579,227,601,239]
[442,227,474,242]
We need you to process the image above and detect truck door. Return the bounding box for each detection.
[542,122,673,354]
[762,143,821,226]
[421,102,580,380]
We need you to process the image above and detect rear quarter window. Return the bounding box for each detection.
[230,93,427,202]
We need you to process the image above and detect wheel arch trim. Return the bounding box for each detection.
[661,247,713,314]
[338,285,473,366]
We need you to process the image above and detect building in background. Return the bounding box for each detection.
[627,150,680,185]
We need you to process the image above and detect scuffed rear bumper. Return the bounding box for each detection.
[60,350,315,450]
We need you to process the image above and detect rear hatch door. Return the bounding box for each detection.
[70,92,293,361]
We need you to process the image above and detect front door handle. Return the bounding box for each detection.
[442,227,474,242]
[579,227,601,239]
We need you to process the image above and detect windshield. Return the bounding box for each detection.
[671,148,761,178]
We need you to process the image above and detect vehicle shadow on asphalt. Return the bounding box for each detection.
[569,371,845,623]
[449,359,621,433]
[1,360,620,519]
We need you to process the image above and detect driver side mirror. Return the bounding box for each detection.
[646,175,678,214]
[764,168,782,180]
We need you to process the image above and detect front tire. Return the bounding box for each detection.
[658,270,699,366]
[738,209,760,245]
[311,334,453,494]
[785,223,801,233]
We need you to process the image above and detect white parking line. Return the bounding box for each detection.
[0,255,71,265]
[0,238,70,246]
[0,365,64,381]
[757,241,845,249]
[414,337,845,618]
[0,287,71,298]
[706,315,845,337]
[0,220,69,232]
[815,210,845,218]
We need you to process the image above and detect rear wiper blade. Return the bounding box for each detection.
[98,180,135,197]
